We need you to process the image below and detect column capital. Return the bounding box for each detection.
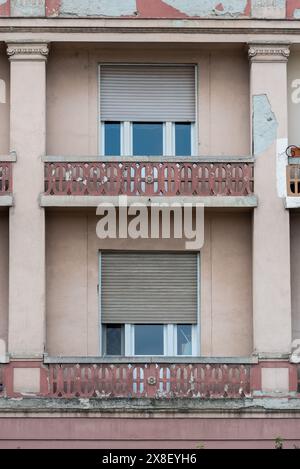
[248,42,290,63]
[6,42,50,62]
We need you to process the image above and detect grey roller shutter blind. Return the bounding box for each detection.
[101,251,198,324]
[100,65,196,122]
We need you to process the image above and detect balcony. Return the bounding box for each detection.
[0,158,13,207]
[285,146,300,208]
[42,156,256,208]
[2,360,254,399]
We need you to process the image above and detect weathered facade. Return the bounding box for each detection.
[1,0,300,449]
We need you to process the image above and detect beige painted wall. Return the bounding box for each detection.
[290,212,300,341]
[0,46,10,154]
[0,213,9,346]
[288,50,300,145]
[46,210,252,357]
[46,44,250,157]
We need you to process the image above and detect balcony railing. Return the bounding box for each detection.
[47,362,251,399]
[44,158,254,198]
[0,162,12,195]
[286,146,300,196]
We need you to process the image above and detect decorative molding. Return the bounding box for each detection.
[6,43,49,61]
[248,43,290,63]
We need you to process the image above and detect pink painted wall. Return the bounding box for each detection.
[0,46,10,154]
[0,416,300,449]
[46,210,252,357]
[46,44,250,157]
[0,213,8,346]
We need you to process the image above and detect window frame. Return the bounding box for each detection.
[102,323,198,357]
[101,121,195,157]
[98,251,201,358]
[98,63,198,157]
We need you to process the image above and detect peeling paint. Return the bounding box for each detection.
[253,95,278,156]
[0,0,299,18]
[136,0,188,18]
[286,0,300,18]
[60,0,137,17]
[251,0,285,19]
[163,0,248,17]
[45,0,60,17]
[0,0,9,16]
[11,0,45,17]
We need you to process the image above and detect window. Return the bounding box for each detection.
[175,123,192,156]
[103,325,124,356]
[100,251,199,357]
[133,123,163,156]
[177,324,192,356]
[134,325,164,355]
[104,122,121,156]
[103,323,197,357]
[100,65,196,156]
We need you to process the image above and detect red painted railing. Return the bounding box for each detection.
[47,363,251,399]
[44,161,254,197]
[0,163,12,195]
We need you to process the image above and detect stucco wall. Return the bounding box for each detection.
[0,46,10,154]
[46,210,252,357]
[46,44,250,157]
[290,212,300,340]
[0,213,9,347]
[288,50,300,146]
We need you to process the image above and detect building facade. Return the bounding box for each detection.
[1,0,300,449]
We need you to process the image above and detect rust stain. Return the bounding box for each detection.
[136,0,188,18]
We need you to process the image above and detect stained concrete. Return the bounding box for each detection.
[253,94,278,155]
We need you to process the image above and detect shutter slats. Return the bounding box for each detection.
[101,252,198,324]
[100,65,196,122]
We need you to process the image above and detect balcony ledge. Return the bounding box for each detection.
[284,197,300,209]
[40,194,258,209]
[0,195,13,207]
[1,397,300,417]
[43,355,258,365]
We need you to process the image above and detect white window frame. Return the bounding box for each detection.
[98,252,201,357]
[101,121,195,157]
[98,63,198,156]
[108,323,198,357]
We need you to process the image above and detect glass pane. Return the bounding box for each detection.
[175,123,191,156]
[105,325,123,355]
[134,325,164,355]
[177,325,192,356]
[133,123,163,156]
[104,122,121,156]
